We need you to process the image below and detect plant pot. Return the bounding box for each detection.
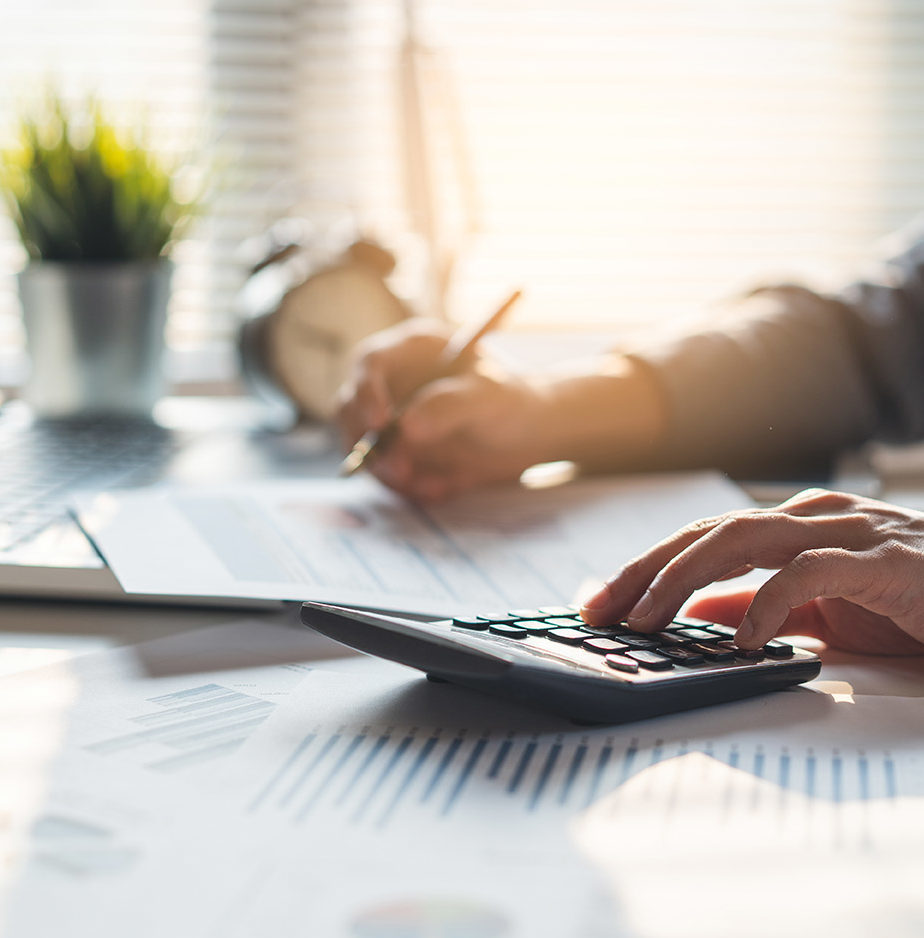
[17,260,172,418]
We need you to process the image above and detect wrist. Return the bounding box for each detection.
[531,355,667,471]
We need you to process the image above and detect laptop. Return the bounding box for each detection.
[0,398,337,604]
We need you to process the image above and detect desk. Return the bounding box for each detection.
[2,442,924,936]
[3,597,924,937]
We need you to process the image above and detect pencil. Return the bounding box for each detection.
[338,289,522,477]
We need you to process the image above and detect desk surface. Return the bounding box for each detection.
[3,406,924,937]
[4,596,922,938]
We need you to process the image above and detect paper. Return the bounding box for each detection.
[198,661,924,936]
[6,635,924,938]
[575,752,924,938]
[76,471,749,615]
[120,657,924,937]
[0,618,322,892]
[0,639,611,938]
[226,657,924,840]
[0,618,346,937]
[3,618,330,783]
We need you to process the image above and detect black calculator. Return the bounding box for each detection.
[300,602,822,724]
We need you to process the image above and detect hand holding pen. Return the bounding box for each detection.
[339,290,523,478]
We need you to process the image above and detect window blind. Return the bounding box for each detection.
[2,0,924,373]
[405,0,924,329]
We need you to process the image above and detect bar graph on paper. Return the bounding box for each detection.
[84,683,281,774]
[246,724,907,844]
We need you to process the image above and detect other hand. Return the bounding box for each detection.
[336,318,555,501]
[581,488,924,655]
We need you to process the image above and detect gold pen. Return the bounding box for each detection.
[339,289,523,477]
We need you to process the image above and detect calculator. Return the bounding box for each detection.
[300,602,822,725]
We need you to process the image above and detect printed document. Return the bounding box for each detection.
[6,628,924,938]
[76,471,749,615]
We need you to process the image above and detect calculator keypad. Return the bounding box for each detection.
[449,606,801,683]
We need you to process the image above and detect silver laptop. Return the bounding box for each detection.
[0,399,335,604]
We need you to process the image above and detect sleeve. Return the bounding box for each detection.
[631,221,924,479]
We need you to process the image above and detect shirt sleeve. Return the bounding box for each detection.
[632,221,924,479]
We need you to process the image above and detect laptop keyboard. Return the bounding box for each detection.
[0,405,179,550]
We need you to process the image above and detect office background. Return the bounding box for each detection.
[2,0,924,383]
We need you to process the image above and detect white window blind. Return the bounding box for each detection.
[2,0,924,374]
[402,0,924,328]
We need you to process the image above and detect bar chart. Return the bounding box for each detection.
[85,683,278,773]
[246,719,906,843]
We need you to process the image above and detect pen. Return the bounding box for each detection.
[338,289,522,477]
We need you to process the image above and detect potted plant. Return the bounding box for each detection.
[1,96,195,417]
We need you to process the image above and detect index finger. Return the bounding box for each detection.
[579,512,733,625]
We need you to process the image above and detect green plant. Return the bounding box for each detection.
[1,96,194,262]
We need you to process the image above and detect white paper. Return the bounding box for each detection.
[118,658,924,937]
[6,637,924,938]
[0,619,349,937]
[574,752,924,938]
[0,618,322,904]
[226,658,924,839]
[199,661,924,936]
[75,471,750,615]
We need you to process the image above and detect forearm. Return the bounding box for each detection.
[533,354,669,472]
[630,289,884,478]
[536,286,891,480]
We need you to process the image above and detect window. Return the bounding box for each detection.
[2,1,923,381]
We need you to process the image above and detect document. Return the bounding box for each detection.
[575,751,924,938]
[225,657,924,841]
[133,658,924,938]
[76,471,750,615]
[0,618,345,938]
[0,617,328,787]
[6,634,924,938]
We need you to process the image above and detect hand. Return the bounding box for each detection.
[336,318,555,501]
[581,488,924,655]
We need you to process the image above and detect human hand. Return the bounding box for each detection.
[581,488,924,655]
[336,318,554,501]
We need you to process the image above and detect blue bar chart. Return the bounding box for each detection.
[85,683,278,773]
[247,720,905,839]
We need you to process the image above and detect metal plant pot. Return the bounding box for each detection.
[17,261,172,418]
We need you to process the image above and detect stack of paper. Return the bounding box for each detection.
[4,617,924,937]
[75,472,751,614]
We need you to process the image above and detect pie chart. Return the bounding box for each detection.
[351,897,510,938]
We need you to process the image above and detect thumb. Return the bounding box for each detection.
[686,587,829,641]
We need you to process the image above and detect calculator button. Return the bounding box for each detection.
[626,650,673,671]
[453,617,489,630]
[515,620,554,635]
[764,640,794,658]
[508,609,545,620]
[619,634,661,650]
[476,613,518,623]
[582,637,629,655]
[674,628,719,642]
[686,642,736,662]
[547,628,589,645]
[716,641,765,661]
[656,632,690,647]
[657,646,705,666]
[704,623,737,639]
[544,616,585,629]
[539,606,577,617]
[672,615,714,628]
[581,623,625,635]
[489,623,529,639]
[604,654,639,673]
